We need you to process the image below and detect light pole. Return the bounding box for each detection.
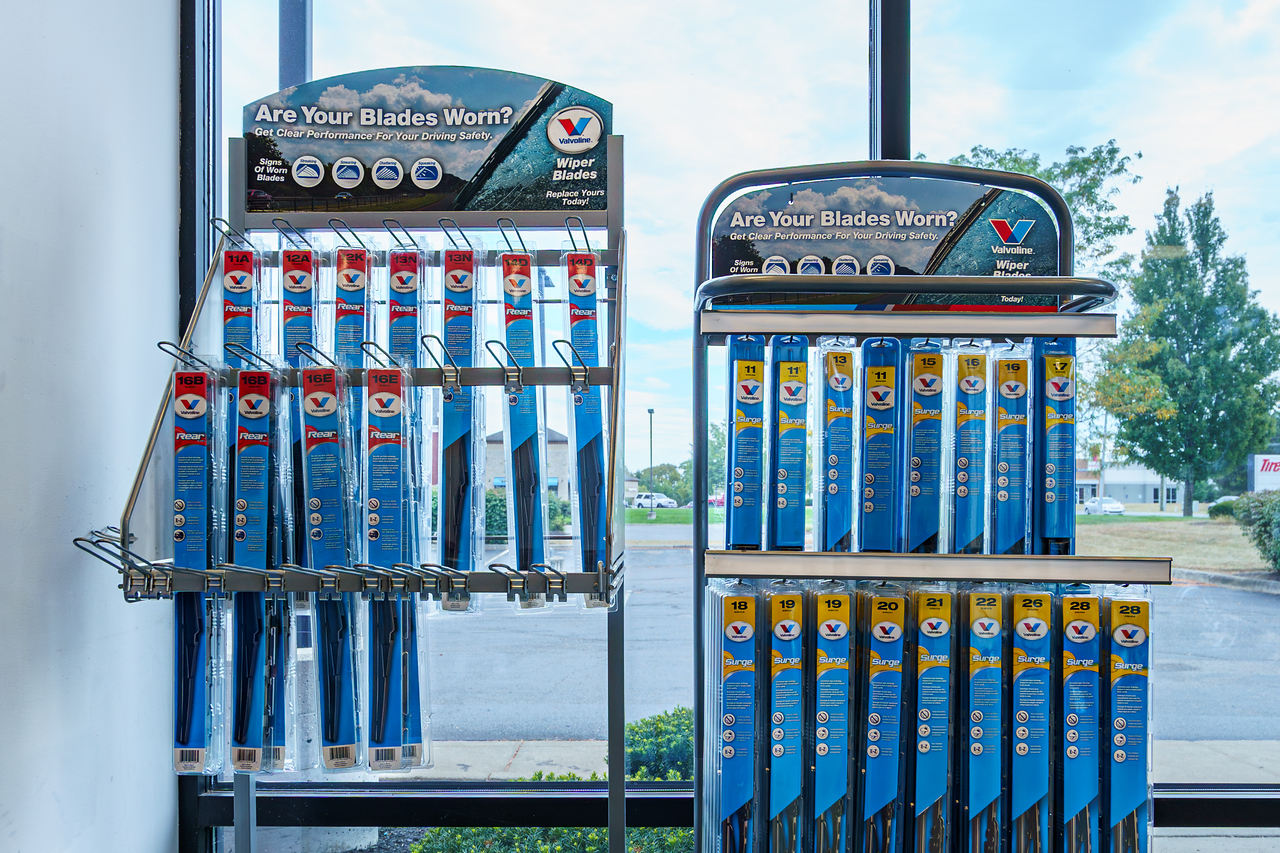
[647,408,656,519]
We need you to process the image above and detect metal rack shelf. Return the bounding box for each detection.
[703,550,1171,585]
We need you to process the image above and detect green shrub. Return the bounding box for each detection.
[626,706,693,782]
[1208,499,1236,520]
[410,826,692,853]
[1234,492,1280,569]
[486,489,507,536]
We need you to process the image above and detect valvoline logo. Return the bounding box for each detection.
[726,621,754,642]
[175,394,207,419]
[913,373,942,396]
[546,105,603,154]
[774,620,801,641]
[873,621,902,643]
[829,371,852,392]
[224,271,254,294]
[961,376,986,394]
[736,379,762,404]
[504,273,531,297]
[989,219,1035,245]
[369,393,401,418]
[920,618,949,638]
[391,270,417,294]
[779,381,806,406]
[303,393,337,417]
[568,271,595,296]
[1066,620,1097,644]
[337,268,365,291]
[445,269,472,293]
[1000,380,1027,399]
[1046,376,1075,401]
[972,618,1001,639]
[238,393,269,419]
[867,385,895,410]
[818,620,848,640]
[1113,624,1147,648]
[1015,617,1048,641]
[283,269,313,293]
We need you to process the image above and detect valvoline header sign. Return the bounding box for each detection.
[243,66,612,213]
[711,173,1063,307]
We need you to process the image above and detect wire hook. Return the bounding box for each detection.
[496,217,528,254]
[565,216,591,253]
[360,340,400,369]
[438,219,472,250]
[211,217,253,249]
[294,341,339,368]
[328,218,370,252]
[272,218,313,250]
[382,219,417,250]
[224,342,275,371]
[158,341,218,372]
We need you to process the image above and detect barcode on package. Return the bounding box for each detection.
[402,743,422,763]
[371,747,400,769]
[324,744,355,768]
[233,748,261,772]
[174,748,204,771]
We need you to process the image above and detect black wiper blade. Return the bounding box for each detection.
[440,438,471,568]
[577,437,606,572]
[175,592,204,746]
[318,597,349,743]
[511,437,540,572]
[233,591,264,746]
[369,598,399,744]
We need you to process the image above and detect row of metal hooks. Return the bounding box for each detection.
[74,528,615,604]
[212,215,595,256]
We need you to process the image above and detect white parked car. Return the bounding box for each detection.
[633,492,677,509]
[1083,496,1125,515]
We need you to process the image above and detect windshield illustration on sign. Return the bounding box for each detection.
[243,66,612,213]
[711,175,1061,308]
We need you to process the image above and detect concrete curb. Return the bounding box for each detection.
[1174,567,1280,595]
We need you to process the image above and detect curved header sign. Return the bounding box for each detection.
[243,66,612,213]
[710,171,1063,308]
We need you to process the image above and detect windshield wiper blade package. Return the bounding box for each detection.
[388,244,427,365]
[1010,588,1054,853]
[364,365,430,770]
[856,583,908,853]
[1103,590,1151,853]
[439,248,484,611]
[1034,339,1076,555]
[959,587,1007,853]
[301,366,364,770]
[331,241,376,369]
[499,250,549,608]
[765,581,805,853]
[907,586,954,853]
[949,343,990,554]
[992,345,1032,555]
[727,336,766,550]
[810,582,853,853]
[230,366,291,773]
[223,244,261,366]
[282,247,319,370]
[815,340,856,553]
[563,250,609,604]
[905,340,944,554]
[767,336,809,551]
[706,580,758,853]
[1060,588,1102,853]
[172,365,227,775]
[859,339,904,552]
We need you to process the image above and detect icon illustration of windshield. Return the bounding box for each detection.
[415,164,439,180]
[336,164,360,179]
[295,163,320,178]
[375,165,399,180]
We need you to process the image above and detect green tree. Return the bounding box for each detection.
[1095,189,1280,516]
[633,463,690,506]
[707,421,727,496]
[944,140,1142,277]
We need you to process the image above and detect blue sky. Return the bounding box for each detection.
[223,0,1280,471]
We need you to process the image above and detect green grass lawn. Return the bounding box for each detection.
[625,507,727,524]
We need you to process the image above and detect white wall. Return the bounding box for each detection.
[0,0,180,850]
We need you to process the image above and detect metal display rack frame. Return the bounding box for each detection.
[79,137,649,853]
[689,160,1175,851]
